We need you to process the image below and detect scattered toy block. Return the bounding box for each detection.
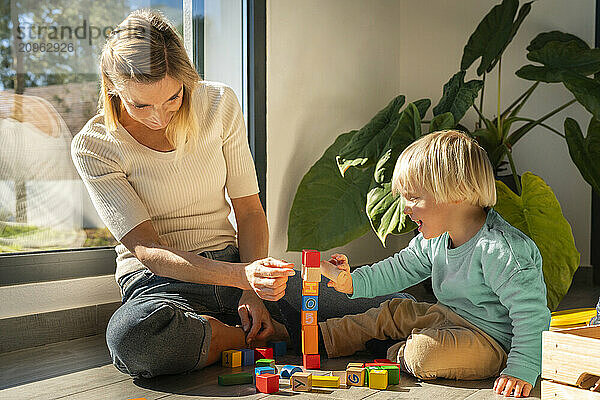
[280,365,303,378]
[218,372,254,386]
[291,372,312,391]
[222,350,241,368]
[379,365,400,385]
[302,281,319,296]
[301,325,319,354]
[374,358,394,364]
[301,295,319,311]
[256,358,276,368]
[330,371,347,387]
[301,310,317,326]
[368,369,388,390]
[312,375,340,388]
[347,362,365,369]
[302,249,320,267]
[346,367,366,386]
[255,366,276,376]
[239,348,254,366]
[254,347,274,360]
[303,354,320,369]
[269,341,287,357]
[302,265,322,282]
[256,373,279,394]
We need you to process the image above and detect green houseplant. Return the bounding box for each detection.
[288,0,596,310]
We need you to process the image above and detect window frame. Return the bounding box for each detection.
[0,0,267,286]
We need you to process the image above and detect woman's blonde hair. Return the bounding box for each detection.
[99,9,200,159]
[391,130,496,207]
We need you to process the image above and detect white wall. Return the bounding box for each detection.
[266,0,594,267]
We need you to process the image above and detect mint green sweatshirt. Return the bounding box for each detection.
[350,209,551,386]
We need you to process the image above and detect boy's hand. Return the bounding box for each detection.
[325,253,353,294]
[494,375,532,397]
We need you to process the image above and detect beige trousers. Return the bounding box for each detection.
[319,298,507,380]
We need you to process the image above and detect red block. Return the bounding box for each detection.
[374,358,395,364]
[303,354,320,369]
[256,373,279,393]
[302,249,320,267]
[365,362,401,367]
[254,347,273,360]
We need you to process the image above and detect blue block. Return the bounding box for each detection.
[239,348,254,366]
[269,341,287,357]
[280,365,303,378]
[301,295,318,311]
[255,366,276,376]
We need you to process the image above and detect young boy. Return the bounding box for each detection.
[285,130,550,398]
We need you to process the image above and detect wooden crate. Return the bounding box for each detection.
[542,326,600,399]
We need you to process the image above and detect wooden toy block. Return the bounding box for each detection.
[380,365,400,385]
[302,249,321,267]
[218,372,254,386]
[346,367,366,386]
[256,358,276,368]
[222,350,241,368]
[368,369,388,390]
[302,281,319,296]
[291,372,312,391]
[239,348,254,366]
[374,358,394,364]
[302,264,321,282]
[255,366,276,376]
[303,354,320,369]
[254,347,274,360]
[301,295,318,311]
[280,365,303,378]
[301,325,319,354]
[347,362,365,369]
[320,261,351,286]
[269,341,287,357]
[330,371,347,386]
[312,375,340,388]
[256,373,279,394]
[301,310,317,326]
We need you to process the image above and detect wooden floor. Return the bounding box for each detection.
[3,274,598,400]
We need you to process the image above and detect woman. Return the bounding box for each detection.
[73,9,411,379]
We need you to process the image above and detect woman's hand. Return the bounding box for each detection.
[325,253,353,294]
[244,258,295,301]
[494,375,533,397]
[237,290,274,345]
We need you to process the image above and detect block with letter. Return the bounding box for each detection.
[303,354,320,369]
[291,372,312,391]
[269,341,287,357]
[256,373,279,394]
[302,265,321,282]
[346,367,366,386]
[301,325,319,354]
[302,281,319,296]
[254,347,273,360]
[239,348,254,366]
[218,372,254,386]
[222,350,241,368]
[301,310,317,326]
[302,249,321,267]
[368,369,388,390]
[301,295,318,311]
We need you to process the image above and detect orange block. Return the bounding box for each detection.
[301,310,317,326]
[302,281,319,296]
[302,325,319,354]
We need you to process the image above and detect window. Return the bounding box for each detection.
[0,0,261,284]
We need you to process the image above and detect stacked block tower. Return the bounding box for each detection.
[301,249,321,370]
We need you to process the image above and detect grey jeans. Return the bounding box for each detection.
[106,245,413,379]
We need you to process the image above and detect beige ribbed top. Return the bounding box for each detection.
[71,81,259,282]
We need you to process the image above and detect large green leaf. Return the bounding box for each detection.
[288,132,373,251]
[460,0,523,75]
[429,112,455,133]
[562,72,600,121]
[515,65,566,84]
[336,95,405,175]
[433,71,484,123]
[413,98,432,120]
[526,30,589,52]
[494,172,580,311]
[564,117,600,196]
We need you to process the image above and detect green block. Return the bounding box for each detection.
[218,372,254,386]
[256,358,275,367]
[364,366,380,385]
[380,365,400,385]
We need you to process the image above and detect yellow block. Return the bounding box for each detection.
[221,350,241,368]
[550,308,596,329]
[312,375,340,388]
[368,369,388,390]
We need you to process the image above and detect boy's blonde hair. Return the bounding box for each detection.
[391,130,496,207]
[99,9,200,160]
